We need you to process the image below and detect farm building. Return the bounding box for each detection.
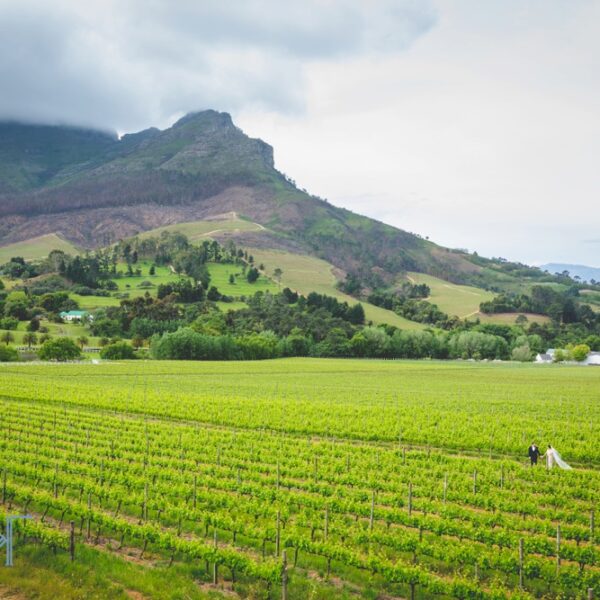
[59,310,92,322]
[584,352,600,366]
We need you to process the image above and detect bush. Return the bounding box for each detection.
[511,344,533,362]
[0,317,19,330]
[100,342,136,360]
[38,338,81,361]
[0,345,18,362]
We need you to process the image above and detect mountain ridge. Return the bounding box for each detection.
[0,110,568,295]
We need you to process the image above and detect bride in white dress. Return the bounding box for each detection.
[543,445,572,470]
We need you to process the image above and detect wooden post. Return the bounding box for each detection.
[193,475,197,509]
[556,525,561,574]
[281,550,288,600]
[70,520,75,561]
[324,506,329,540]
[402,447,406,465]
[144,482,149,522]
[213,527,218,584]
[587,588,593,600]
[518,538,524,589]
[276,510,281,557]
[346,455,350,472]
[443,473,448,504]
[369,491,375,532]
[408,483,413,516]
[86,492,92,539]
[276,462,280,489]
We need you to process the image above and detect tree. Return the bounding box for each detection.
[228,274,235,284]
[247,268,259,283]
[1,331,14,346]
[149,264,156,276]
[131,336,145,349]
[511,344,533,362]
[27,318,40,332]
[22,332,38,348]
[347,303,365,325]
[273,268,283,288]
[0,345,18,362]
[572,344,590,362]
[100,342,136,360]
[515,314,529,327]
[76,336,89,349]
[38,338,81,361]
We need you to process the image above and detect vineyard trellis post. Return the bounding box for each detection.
[518,537,524,589]
[556,525,561,575]
[281,549,288,600]
[408,483,413,516]
[69,520,75,561]
[591,509,595,543]
[213,529,218,584]
[1,515,32,566]
[276,510,281,557]
[443,473,447,503]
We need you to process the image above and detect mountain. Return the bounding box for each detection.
[0,111,561,293]
[541,263,600,283]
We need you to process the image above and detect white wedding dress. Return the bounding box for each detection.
[546,448,572,470]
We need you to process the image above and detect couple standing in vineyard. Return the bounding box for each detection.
[528,443,572,469]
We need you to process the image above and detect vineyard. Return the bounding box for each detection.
[0,359,598,599]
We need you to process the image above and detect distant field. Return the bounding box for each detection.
[1,319,102,347]
[248,247,426,329]
[406,272,494,318]
[0,233,79,263]
[474,312,551,325]
[138,216,264,242]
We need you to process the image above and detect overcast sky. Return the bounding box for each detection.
[1,0,598,266]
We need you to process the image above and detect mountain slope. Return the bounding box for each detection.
[0,111,561,297]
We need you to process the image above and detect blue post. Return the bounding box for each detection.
[1,516,32,566]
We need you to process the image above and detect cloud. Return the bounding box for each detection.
[0,0,435,131]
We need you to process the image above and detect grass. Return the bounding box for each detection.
[473,312,551,325]
[247,248,426,330]
[207,262,277,297]
[138,216,264,242]
[0,233,79,263]
[0,544,223,600]
[1,319,102,347]
[406,271,494,318]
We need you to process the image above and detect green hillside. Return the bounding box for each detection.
[248,247,426,329]
[0,233,79,263]
[138,215,264,242]
[406,271,494,318]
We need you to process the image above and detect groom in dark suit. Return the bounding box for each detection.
[528,442,541,466]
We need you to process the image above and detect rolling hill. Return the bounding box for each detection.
[0,111,504,287]
[0,111,580,325]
